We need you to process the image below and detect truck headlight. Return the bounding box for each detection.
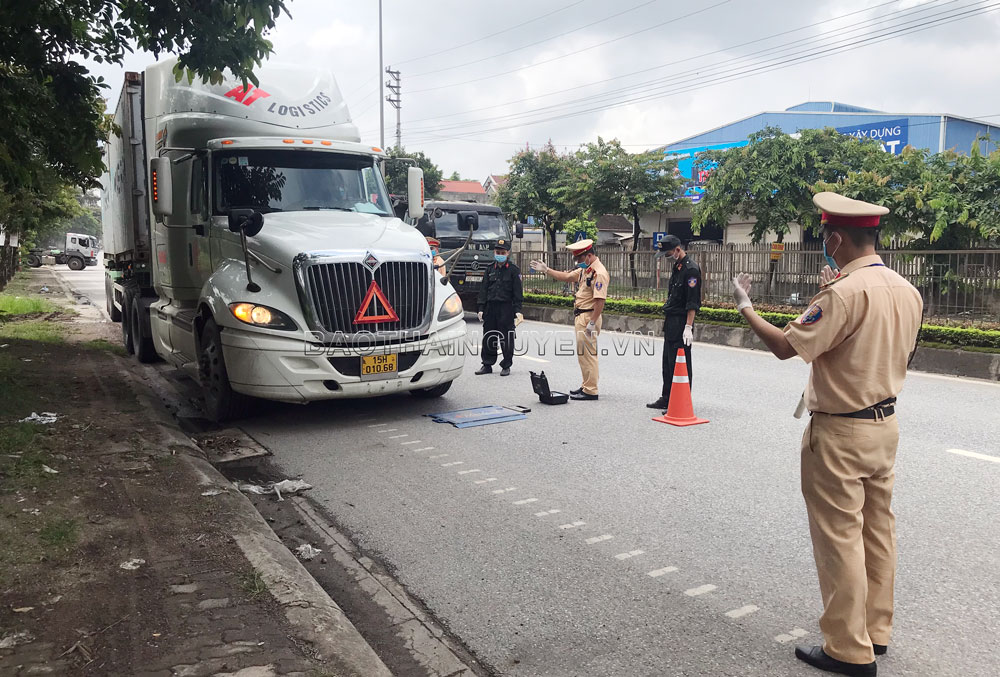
[437,293,463,321]
[229,303,297,330]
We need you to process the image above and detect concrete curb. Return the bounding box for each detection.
[521,304,1000,382]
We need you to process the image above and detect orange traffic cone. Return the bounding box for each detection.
[653,349,709,427]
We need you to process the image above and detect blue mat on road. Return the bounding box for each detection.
[425,405,527,428]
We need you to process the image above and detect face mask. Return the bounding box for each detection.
[494,254,507,263]
[576,260,588,269]
[431,249,438,257]
[823,234,840,270]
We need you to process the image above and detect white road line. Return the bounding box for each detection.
[429,453,448,459]
[775,629,808,643]
[388,434,408,439]
[725,605,759,619]
[685,584,717,597]
[585,534,614,545]
[366,423,383,427]
[534,509,562,517]
[946,448,1000,464]
[558,521,586,529]
[377,428,398,433]
[457,469,482,475]
[414,447,435,452]
[492,487,517,494]
[400,440,421,445]
[519,355,550,363]
[614,550,644,560]
[647,567,678,578]
[441,461,464,467]
[513,498,539,505]
[789,628,808,638]
[474,478,498,484]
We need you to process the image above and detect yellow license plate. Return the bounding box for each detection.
[361,354,397,379]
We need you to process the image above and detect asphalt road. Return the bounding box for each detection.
[60,267,1000,677]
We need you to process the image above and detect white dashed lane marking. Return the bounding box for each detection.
[388,434,408,439]
[775,629,809,643]
[377,429,398,433]
[429,454,448,459]
[457,469,482,475]
[585,534,614,545]
[946,448,1000,464]
[441,461,464,467]
[685,584,717,597]
[534,509,562,517]
[725,605,759,619]
[647,567,678,578]
[400,440,421,445]
[558,521,586,529]
[414,447,435,452]
[513,498,539,505]
[615,550,644,560]
[492,487,517,494]
[474,478,498,484]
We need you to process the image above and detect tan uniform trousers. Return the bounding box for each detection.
[801,412,899,664]
[574,311,602,395]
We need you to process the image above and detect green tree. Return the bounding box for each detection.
[556,138,684,286]
[447,171,463,181]
[383,147,443,200]
[563,214,598,243]
[496,143,578,252]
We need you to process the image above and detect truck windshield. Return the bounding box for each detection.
[213,149,392,216]
[433,212,510,241]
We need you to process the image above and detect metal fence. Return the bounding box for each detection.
[511,244,1000,325]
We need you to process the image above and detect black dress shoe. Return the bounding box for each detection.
[569,391,598,401]
[872,644,887,656]
[500,367,510,376]
[794,645,876,676]
[475,365,492,375]
[570,388,583,396]
[646,398,668,409]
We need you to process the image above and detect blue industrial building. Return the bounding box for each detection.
[640,102,1000,244]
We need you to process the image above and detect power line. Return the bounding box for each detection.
[403,1,997,140]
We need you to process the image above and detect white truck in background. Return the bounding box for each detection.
[26,233,99,270]
[101,59,468,421]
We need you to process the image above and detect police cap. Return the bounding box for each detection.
[814,192,889,228]
[566,238,594,256]
[657,234,682,251]
[494,238,511,251]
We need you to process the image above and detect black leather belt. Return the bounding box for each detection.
[574,307,594,316]
[833,397,897,420]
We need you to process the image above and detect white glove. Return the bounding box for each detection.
[515,312,524,326]
[732,273,752,311]
[820,265,839,286]
[477,311,483,321]
[585,321,596,338]
[529,260,548,273]
[683,324,693,346]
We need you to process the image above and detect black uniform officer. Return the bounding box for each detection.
[475,239,523,377]
[647,234,702,411]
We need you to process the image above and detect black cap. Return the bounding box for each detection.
[657,234,682,251]
[495,239,511,251]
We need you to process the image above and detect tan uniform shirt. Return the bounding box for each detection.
[573,258,610,310]
[783,254,923,414]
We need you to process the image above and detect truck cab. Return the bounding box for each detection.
[414,202,520,307]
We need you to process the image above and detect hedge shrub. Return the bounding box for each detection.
[523,293,1000,351]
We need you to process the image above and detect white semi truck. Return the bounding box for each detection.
[101,59,467,421]
[26,233,99,270]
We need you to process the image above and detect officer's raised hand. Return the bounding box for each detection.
[732,273,753,310]
[529,260,548,273]
[683,324,693,346]
[477,311,483,321]
[820,265,839,286]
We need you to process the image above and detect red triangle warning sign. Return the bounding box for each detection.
[353,280,399,324]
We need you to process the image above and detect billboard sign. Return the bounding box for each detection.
[835,118,909,154]
[663,140,749,204]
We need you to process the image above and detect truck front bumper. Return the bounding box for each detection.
[220,322,467,403]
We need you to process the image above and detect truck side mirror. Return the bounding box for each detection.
[407,167,425,220]
[515,222,524,239]
[227,209,264,237]
[457,210,479,232]
[150,157,173,217]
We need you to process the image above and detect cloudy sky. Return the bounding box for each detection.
[86,0,1000,180]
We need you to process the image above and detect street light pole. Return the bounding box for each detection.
[378,0,385,150]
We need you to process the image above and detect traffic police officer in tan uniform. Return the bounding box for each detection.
[732,193,922,677]
[530,239,609,400]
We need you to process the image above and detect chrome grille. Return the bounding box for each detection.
[450,255,487,274]
[303,261,430,335]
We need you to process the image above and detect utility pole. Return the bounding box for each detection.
[378,0,384,149]
[385,68,401,150]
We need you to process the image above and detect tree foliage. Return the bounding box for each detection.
[562,215,598,243]
[496,143,577,251]
[383,147,443,200]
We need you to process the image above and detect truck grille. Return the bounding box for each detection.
[450,255,489,274]
[304,261,430,335]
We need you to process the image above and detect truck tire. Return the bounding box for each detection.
[198,318,252,422]
[27,254,42,268]
[131,296,158,363]
[105,276,122,322]
[67,256,85,271]
[121,287,135,355]
[409,380,454,399]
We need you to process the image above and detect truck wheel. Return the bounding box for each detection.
[198,318,252,422]
[67,256,85,271]
[105,276,122,322]
[409,380,453,399]
[27,254,42,268]
[121,288,135,355]
[131,296,158,363]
